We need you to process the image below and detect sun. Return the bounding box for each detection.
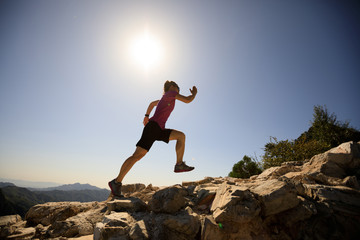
[130,30,164,70]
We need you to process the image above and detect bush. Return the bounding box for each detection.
[301,105,360,148]
[262,136,329,169]
[229,155,262,178]
[262,105,360,169]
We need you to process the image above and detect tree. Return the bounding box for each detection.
[301,105,360,148]
[262,105,360,169]
[229,155,262,179]
[262,136,329,169]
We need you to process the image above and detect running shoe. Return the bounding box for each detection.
[108,179,123,198]
[174,162,195,173]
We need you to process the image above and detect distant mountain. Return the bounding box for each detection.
[0,182,16,188]
[0,178,61,188]
[0,189,18,216]
[0,184,110,217]
[30,182,105,191]
[0,186,44,217]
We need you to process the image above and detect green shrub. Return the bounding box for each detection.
[262,105,359,169]
[229,155,262,178]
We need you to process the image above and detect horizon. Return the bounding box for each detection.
[0,177,108,189]
[1,1,360,189]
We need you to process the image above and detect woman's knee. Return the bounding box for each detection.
[171,130,186,141]
[132,147,147,160]
[179,131,186,141]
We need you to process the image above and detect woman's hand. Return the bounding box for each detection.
[190,86,197,96]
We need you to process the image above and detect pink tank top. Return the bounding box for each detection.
[150,91,178,129]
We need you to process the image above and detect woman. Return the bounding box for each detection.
[109,81,198,197]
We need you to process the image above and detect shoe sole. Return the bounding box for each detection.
[174,168,194,173]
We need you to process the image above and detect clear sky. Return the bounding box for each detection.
[1,0,359,189]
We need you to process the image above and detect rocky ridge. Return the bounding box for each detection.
[1,141,359,240]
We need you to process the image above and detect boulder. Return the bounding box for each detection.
[0,215,26,239]
[161,207,200,239]
[302,141,360,179]
[47,203,106,238]
[94,212,134,240]
[275,196,317,228]
[303,184,360,215]
[6,227,35,239]
[0,215,22,227]
[2,142,360,240]
[122,184,146,194]
[148,185,188,213]
[201,216,228,240]
[107,198,147,213]
[250,179,300,216]
[182,177,215,186]
[25,202,97,226]
[129,219,149,240]
[210,183,261,223]
[256,163,301,180]
[127,184,159,203]
[23,201,106,239]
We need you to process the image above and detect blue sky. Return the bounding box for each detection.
[1,0,359,188]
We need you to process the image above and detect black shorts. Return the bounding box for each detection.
[136,121,173,151]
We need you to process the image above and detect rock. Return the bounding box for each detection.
[6,227,35,239]
[0,215,22,227]
[161,207,200,239]
[3,142,360,240]
[25,202,97,226]
[129,219,149,240]
[47,203,106,238]
[302,141,360,179]
[197,193,216,211]
[303,184,360,215]
[123,184,159,203]
[94,212,136,240]
[192,183,219,211]
[201,216,228,240]
[122,183,146,194]
[0,215,25,239]
[275,196,317,228]
[107,198,147,213]
[256,164,301,180]
[48,204,104,238]
[182,177,215,186]
[342,175,360,189]
[201,214,268,240]
[211,183,261,223]
[23,201,106,239]
[250,179,300,216]
[148,185,188,213]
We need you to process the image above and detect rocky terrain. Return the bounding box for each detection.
[1,141,359,240]
[0,183,110,217]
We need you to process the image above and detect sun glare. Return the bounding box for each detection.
[130,30,164,70]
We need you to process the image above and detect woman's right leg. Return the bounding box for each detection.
[116,146,148,183]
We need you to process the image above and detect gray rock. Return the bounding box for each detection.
[129,220,149,240]
[25,201,97,226]
[211,183,261,223]
[148,185,188,213]
[94,212,135,240]
[6,227,35,240]
[0,215,22,227]
[3,141,360,240]
[162,207,200,238]
[107,197,147,213]
[250,179,300,216]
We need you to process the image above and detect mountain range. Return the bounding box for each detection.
[0,178,61,189]
[0,182,110,217]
